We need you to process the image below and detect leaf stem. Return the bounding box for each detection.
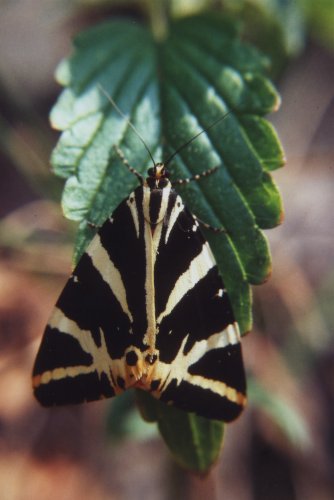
[146,0,170,41]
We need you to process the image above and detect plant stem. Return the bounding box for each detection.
[146,0,170,41]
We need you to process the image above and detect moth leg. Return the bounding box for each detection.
[87,221,100,230]
[194,215,227,234]
[171,165,219,186]
[114,145,144,184]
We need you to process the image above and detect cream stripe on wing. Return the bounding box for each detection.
[126,193,140,238]
[165,194,184,244]
[142,219,156,349]
[33,364,96,387]
[33,307,115,386]
[156,241,216,325]
[183,375,246,405]
[86,234,133,323]
[150,326,245,405]
[158,184,172,224]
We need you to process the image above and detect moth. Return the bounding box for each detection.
[32,107,247,422]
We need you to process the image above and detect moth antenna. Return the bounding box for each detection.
[164,111,232,168]
[97,83,156,168]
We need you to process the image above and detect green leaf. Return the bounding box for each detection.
[106,390,158,442]
[136,390,224,473]
[51,14,283,334]
[299,0,334,50]
[50,14,284,472]
[222,0,306,76]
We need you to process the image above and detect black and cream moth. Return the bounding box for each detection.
[32,162,247,421]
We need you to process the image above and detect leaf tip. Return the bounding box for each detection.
[272,92,282,112]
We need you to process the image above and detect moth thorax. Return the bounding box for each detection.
[142,184,171,225]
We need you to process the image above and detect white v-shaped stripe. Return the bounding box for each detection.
[156,242,216,325]
[87,235,134,323]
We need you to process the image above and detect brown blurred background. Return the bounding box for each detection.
[0,1,333,499]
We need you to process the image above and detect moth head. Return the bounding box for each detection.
[146,163,170,189]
